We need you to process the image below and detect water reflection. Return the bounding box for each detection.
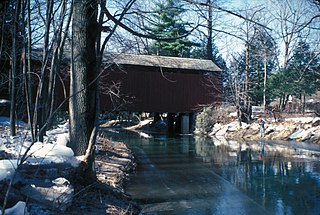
[195,136,320,215]
[105,130,320,214]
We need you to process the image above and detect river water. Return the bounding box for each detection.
[105,129,320,215]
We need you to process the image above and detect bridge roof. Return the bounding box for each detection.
[106,54,222,72]
[27,49,221,72]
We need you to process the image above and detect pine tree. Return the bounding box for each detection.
[288,40,318,97]
[190,40,226,70]
[232,28,276,106]
[248,28,276,106]
[147,0,197,57]
[268,40,319,111]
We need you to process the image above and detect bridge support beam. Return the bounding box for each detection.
[180,113,190,134]
[153,112,161,123]
[189,113,196,132]
[167,113,175,135]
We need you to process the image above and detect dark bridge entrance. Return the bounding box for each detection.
[101,54,222,134]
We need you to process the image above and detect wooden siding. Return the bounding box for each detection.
[1,53,222,115]
[101,65,221,113]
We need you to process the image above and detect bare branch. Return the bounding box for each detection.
[100,3,199,42]
[182,0,272,31]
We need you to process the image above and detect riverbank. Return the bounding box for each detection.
[102,115,320,145]
[207,116,320,144]
[0,121,140,214]
[65,134,140,214]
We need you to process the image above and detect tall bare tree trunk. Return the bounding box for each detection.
[24,0,35,141]
[263,51,267,112]
[245,23,249,105]
[206,0,213,61]
[46,0,71,129]
[69,0,98,183]
[33,0,54,141]
[0,2,7,61]
[10,0,22,136]
[244,28,250,122]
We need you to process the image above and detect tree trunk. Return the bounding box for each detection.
[46,53,58,129]
[10,0,22,136]
[302,94,306,115]
[69,0,99,185]
[244,27,250,122]
[206,0,213,61]
[263,51,267,112]
[46,0,71,129]
[69,0,98,158]
[33,0,54,141]
[26,0,35,141]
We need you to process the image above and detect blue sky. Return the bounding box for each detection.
[212,0,319,66]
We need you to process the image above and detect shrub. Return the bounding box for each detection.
[195,105,233,135]
[307,102,320,117]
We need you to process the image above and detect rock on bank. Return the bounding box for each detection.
[208,117,320,144]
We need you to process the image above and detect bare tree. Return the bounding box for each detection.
[267,0,319,110]
[69,0,100,183]
[46,0,72,129]
[225,7,265,123]
[22,0,72,142]
[10,0,23,136]
[270,0,318,68]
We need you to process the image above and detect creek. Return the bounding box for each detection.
[104,129,320,214]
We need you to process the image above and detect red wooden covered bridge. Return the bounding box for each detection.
[0,52,222,134]
[101,54,222,133]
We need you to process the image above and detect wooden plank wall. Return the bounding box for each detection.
[100,65,221,113]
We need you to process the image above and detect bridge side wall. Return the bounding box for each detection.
[100,65,222,113]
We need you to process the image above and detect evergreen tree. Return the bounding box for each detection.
[288,40,319,97]
[268,40,319,110]
[248,28,276,106]
[268,68,295,105]
[231,28,276,106]
[147,0,198,57]
[190,40,227,70]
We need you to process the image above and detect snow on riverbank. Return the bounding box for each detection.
[0,121,79,179]
[0,118,139,214]
[0,120,78,214]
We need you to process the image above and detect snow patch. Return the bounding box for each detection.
[29,142,74,158]
[0,117,78,181]
[0,159,18,181]
[55,133,69,146]
[0,201,28,215]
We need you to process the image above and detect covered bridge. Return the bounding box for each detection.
[102,54,222,133]
[0,52,222,134]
